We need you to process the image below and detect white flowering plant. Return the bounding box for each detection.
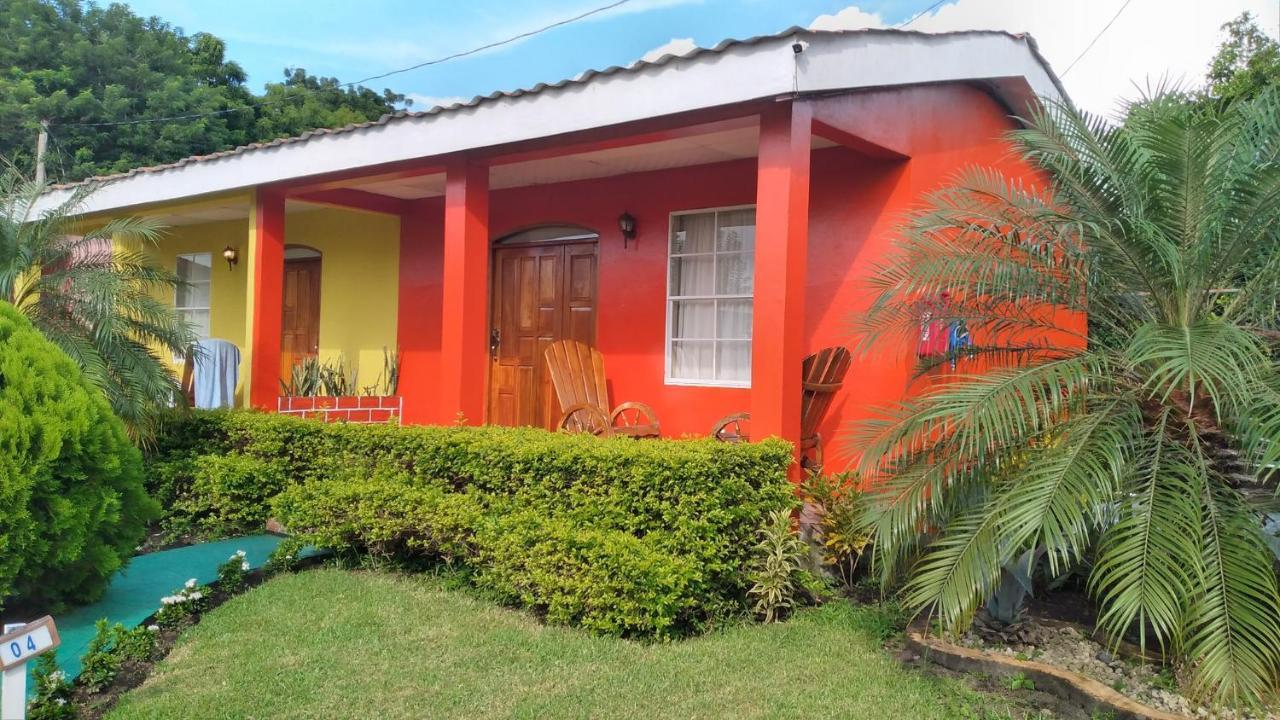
[26,652,75,720]
[263,537,306,576]
[154,577,210,627]
[216,549,251,591]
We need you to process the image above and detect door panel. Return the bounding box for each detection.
[280,257,321,385]
[489,241,598,429]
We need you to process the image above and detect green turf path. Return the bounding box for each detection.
[14,534,283,696]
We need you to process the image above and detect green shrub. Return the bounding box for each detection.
[79,619,121,692]
[167,454,286,539]
[151,410,793,638]
[473,508,703,638]
[274,474,482,565]
[0,301,158,610]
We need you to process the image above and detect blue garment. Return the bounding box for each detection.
[194,338,240,409]
[947,320,972,370]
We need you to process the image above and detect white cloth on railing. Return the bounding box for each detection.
[194,338,240,409]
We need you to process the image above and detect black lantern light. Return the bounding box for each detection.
[617,211,637,248]
[222,245,239,270]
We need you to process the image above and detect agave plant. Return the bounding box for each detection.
[0,168,196,440]
[851,91,1280,705]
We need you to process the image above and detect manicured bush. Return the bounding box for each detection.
[150,410,795,637]
[174,454,286,538]
[0,302,157,610]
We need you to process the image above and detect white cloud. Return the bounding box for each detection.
[640,37,699,63]
[404,93,471,110]
[808,7,886,31]
[811,0,1280,117]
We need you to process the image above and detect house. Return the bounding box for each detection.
[38,27,1065,461]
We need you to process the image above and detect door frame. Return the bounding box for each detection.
[487,226,600,427]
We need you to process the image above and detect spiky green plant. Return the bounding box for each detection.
[850,91,1280,706]
[0,168,195,440]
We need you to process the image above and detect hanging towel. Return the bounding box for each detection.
[194,338,241,409]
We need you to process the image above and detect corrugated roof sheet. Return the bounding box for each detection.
[49,27,1064,191]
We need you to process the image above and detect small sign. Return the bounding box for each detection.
[0,617,59,671]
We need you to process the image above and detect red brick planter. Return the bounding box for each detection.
[277,395,402,424]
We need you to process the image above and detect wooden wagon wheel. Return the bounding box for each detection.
[711,412,751,443]
[610,402,661,437]
[559,403,614,437]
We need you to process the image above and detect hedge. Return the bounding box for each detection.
[147,411,794,638]
[0,302,157,610]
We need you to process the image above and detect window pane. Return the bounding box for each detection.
[716,209,756,251]
[671,300,714,339]
[671,213,716,254]
[671,340,714,380]
[181,309,210,339]
[715,252,753,295]
[716,341,751,382]
[669,255,714,296]
[177,253,212,284]
[177,281,210,308]
[717,299,752,339]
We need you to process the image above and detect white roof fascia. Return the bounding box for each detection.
[36,30,1064,217]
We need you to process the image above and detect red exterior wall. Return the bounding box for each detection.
[394,84,1066,463]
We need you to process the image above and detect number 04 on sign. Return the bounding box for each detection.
[0,618,59,671]
[1,617,60,720]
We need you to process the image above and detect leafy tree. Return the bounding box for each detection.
[0,0,406,182]
[0,168,195,439]
[1207,12,1280,105]
[852,92,1280,706]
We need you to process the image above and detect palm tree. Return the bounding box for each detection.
[0,168,196,440]
[851,91,1280,706]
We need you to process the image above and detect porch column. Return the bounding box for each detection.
[245,188,286,410]
[439,158,490,424]
[751,102,812,459]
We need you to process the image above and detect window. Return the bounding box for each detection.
[666,206,755,386]
[175,253,212,341]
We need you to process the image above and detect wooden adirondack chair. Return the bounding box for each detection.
[711,346,852,470]
[544,339,661,438]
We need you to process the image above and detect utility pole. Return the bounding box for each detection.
[34,119,49,185]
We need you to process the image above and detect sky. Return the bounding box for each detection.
[123,0,1280,117]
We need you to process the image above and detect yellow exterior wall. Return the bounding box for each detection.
[156,218,251,350]
[138,202,399,404]
[285,208,400,392]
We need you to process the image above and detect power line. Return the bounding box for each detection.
[896,0,949,29]
[1061,0,1133,77]
[55,0,634,129]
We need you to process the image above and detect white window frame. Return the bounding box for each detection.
[174,252,212,346]
[664,204,756,388]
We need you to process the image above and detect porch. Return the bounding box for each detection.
[135,83,1016,460]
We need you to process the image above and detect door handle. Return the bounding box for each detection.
[489,328,501,358]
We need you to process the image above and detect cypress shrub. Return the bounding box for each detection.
[0,302,157,610]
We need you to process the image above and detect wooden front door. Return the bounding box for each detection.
[489,242,598,428]
[280,257,322,383]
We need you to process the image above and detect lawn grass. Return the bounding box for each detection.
[107,568,1015,720]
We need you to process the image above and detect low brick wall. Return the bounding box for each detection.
[277,395,402,424]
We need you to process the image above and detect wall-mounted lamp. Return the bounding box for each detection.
[222,245,239,270]
[617,211,637,248]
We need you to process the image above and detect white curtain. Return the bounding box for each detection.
[669,209,755,383]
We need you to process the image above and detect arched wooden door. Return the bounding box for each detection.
[488,226,598,429]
